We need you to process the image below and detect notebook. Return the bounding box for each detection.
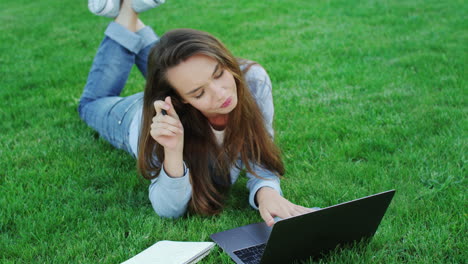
[211,190,395,264]
[121,240,215,264]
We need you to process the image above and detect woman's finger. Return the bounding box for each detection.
[259,207,275,227]
[273,206,294,220]
[164,96,180,119]
[153,100,169,115]
[151,120,183,135]
[153,116,182,130]
[152,124,183,138]
[152,115,183,130]
[155,123,183,134]
[291,206,311,217]
[160,115,183,128]
[294,207,309,216]
[153,129,181,138]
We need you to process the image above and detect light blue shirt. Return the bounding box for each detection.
[129,63,282,218]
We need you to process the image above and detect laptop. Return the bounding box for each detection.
[210,190,395,264]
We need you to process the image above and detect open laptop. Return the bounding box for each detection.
[210,190,395,264]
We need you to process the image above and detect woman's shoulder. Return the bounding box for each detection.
[238,59,269,79]
[238,59,271,96]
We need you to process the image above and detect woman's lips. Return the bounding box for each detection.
[221,97,232,108]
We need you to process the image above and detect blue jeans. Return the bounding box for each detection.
[78,22,158,156]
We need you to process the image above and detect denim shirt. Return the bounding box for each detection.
[129,63,282,218]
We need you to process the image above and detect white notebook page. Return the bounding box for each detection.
[121,240,215,264]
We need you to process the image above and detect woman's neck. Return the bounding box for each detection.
[208,114,228,131]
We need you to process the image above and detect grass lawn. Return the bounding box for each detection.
[1,0,466,263]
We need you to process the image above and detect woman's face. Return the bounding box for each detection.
[166,54,238,119]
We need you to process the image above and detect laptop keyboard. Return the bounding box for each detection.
[233,243,266,264]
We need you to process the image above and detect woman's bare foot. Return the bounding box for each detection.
[115,0,145,32]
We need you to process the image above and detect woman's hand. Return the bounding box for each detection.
[151,96,184,153]
[256,187,315,227]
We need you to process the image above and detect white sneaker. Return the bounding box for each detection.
[132,0,165,13]
[88,0,121,18]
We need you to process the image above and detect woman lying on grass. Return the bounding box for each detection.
[79,0,313,226]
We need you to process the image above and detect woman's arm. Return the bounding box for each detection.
[245,164,313,227]
[245,164,282,210]
[243,163,306,226]
[148,96,190,218]
[244,64,313,226]
[148,163,192,218]
[255,187,313,227]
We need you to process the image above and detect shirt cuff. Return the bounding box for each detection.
[154,162,190,190]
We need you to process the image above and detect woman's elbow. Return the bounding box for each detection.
[151,205,186,219]
[149,196,188,219]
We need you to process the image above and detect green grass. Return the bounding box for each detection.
[1,0,466,263]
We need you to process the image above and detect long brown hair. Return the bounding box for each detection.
[137,28,284,216]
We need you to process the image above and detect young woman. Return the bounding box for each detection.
[80,0,313,226]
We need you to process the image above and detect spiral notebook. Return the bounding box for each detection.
[121,240,215,264]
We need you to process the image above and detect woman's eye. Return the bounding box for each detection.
[195,91,204,99]
[214,69,224,79]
